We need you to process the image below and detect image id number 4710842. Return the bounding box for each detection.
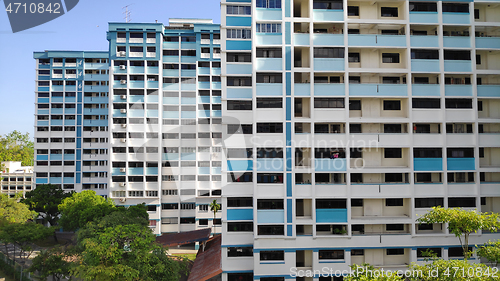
[6,2,61,13]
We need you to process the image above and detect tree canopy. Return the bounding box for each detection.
[21,184,72,226]
[58,190,115,231]
[477,240,500,267]
[0,130,34,167]
[0,193,37,226]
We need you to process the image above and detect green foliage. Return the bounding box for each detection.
[344,264,403,281]
[417,207,500,259]
[58,190,115,231]
[0,193,37,226]
[29,247,72,281]
[409,258,498,281]
[0,222,55,259]
[209,199,221,234]
[20,184,72,225]
[477,240,500,267]
[0,131,34,166]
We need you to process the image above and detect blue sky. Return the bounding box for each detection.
[0,0,221,137]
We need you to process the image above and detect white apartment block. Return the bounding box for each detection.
[1,161,33,197]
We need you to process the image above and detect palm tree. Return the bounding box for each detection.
[209,199,221,235]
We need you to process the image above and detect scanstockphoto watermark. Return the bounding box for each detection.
[290,266,424,278]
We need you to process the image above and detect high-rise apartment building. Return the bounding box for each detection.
[33,51,110,196]
[220,0,500,280]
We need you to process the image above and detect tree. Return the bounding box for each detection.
[209,199,221,235]
[1,222,55,260]
[344,264,403,281]
[29,247,72,281]
[0,130,34,166]
[417,207,500,260]
[58,190,115,231]
[0,193,37,226]
[477,239,500,267]
[409,257,497,281]
[21,184,72,226]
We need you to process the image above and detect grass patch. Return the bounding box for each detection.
[171,253,197,261]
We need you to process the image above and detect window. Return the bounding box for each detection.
[258,225,284,235]
[257,0,282,9]
[446,124,473,134]
[228,247,253,257]
[413,98,440,109]
[257,73,282,83]
[228,172,253,183]
[181,50,196,57]
[414,148,442,158]
[351,199,363,207]
[316,199,347,209]
[314,98,345,108]
[385,198,404,206]
[414,77,429,84]
[442,3,469,13]
[313,0,343,10]
[257,123,283,133]
[445,99,472,109]
[226,29,252,39]
[314,48,344,58]
[382,53,400,63]
[349,100,361,110]
[383,100,401,110]
[384,124,402,133]
[381,7,398,17]
[227,5,251,15]
[227,77,252,86]
[228,222,253,232]
[257,199,284,209]
[260,251,284,261]
[257,148,283,158]
[257,173,284,183]
[228,197,253,207]
[386,224,404,231]
[257,98,282,108]
[448,197,476,208]
[348,52,360,62]
[256,23,282,33]
[319,250,344,260]
[162,189,178,196]
[128,191,144,197]
[387,249,405,255]
[409,2,437,12]
[348,6,359,16]
[411,49,439,60]
[415,198,444,208]
[180,217,195,224]
[444,50,471,61]
[256,48,282,58]
[227,100,252,110]
[447,148,474,158]
[384,148,402,158]
[227,53,251,62]
[227,148,253,159]
[382,77,401,84]
[385,173,404,183]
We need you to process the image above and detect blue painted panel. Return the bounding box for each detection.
[314,83,345,96]
[64,154,75,160]
[145,167,158,175]
[128,109,144,118]
[286,73,291,95]
[287,199,292,223]
[256,84,283,96]
[212,110,222,117]
[285,22,291,44]
[180,57,197,63]
[294,33,308,45]
[286,148,292,171]
[212,167,222,174]
[65,97,76,103]
[227,209,253,221]
[50,120,63,126]
[410,35,439,48]
[411,60,440,72]
[65,108,76,114]
[257,159,284,171]
[129,66,145,74]
[286,123,292,146]
[38,87,50,91]
[181,70,196,77]
[412,84,441,96]
[129,167,144,175]
[226,40,252,50]
[181,83,196,91]
[146,66,159,74]
[314,58,344,71]
[476,37,500,49]
[349,84,407,97]
[49,177,62,184]
[198,67,210,75]
[181,42,196,49]
[146,94,159,103]
[256,9,282,20]
[286,173,292,195]
[227,16,252,27]
[256,58,282,71]
[316,209,348,223]
[255,34,282,45]
[129,81,145,89]
[477,85,500,97]
[312,10,343,21]
[36,155,49,161]
[163,83,180,91]
[146,81,159,88]
[287,225,293,236]
[443,37,471,48]
[227,64,253,74]
[442,13,470,24]
[313,34,343,46]
[83,108,108,115]
[38,76,50,80]
[38,98,49,103]
[181,153,196,160]
[315,159,346,172]
[146,110,158,117]
[36,178,48,184]
[447,158,475,171]
[162,153,179,161]
[349,34,406,47]
[227,88,253,99]
[51,108,63,114]
[227,160,253,171]
[198,96,211,103]
[198,110,210,118]
[181,97,196,104]
[414,158,443,171]
[83,97,108,104]
[37,121,49,126]
[163,111,179,118]
[286,97,291,121]
[286,47,291,70]
[212,97,221,103]
[163,42,180,49]
[257,210,284,224]
[198,82,210,90]
[213,68,221,75]
[63,178,74,184]
[295,84,311,96]
[212,82,222,90]
[181,111,196,118]
[111,168,125,175]
[445,85,473,96]
[409,12,438,24]
[285,0,291,17]
[84,85,108,92]
[52,97,63,103]
[444,60,471,72]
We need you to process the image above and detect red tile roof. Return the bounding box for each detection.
[156,228,212,247]
[187,235,222,281]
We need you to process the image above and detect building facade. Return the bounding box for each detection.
[33,51,110,197]
[1,161,33,197]
[220,0,500,280]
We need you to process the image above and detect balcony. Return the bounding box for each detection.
[255,34,282,45]
[256,83,283,96]
[313,58,344,71]
[349,84,407,97]
[411,59,440,72]
[410,35,439,48]
[295,83,311,96]
[316,209,347,223]
[314,83,345,96]
[257,210,284,223]
[348,35,406,47]
[447,158,475,171]
[442,13,470,24]
[476,37,500,49]
[409,12,438,24]
[294,33,310,45]
[255,8,282,21]
[312,10,343,21]
[444,84,473,97]
[414,158,443,171]
[443,36,471,48]
[313,34,343,46]
[315,158,346,172]
[444,60,471,72]
[227,209,253,221]
[411,84,440,96]
[256,58,282,71]
[477,85,500,97]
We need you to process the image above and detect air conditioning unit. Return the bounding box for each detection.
[121,124,127,128]
[118,51,126,57]
[119,168,126,173]
[120,80,127,85]
[120,109,127,113]
[119,182,126,187]
[120,138,127,143]
[119,65,126,70]
[119,197,127,203]
[120,95,127,100]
